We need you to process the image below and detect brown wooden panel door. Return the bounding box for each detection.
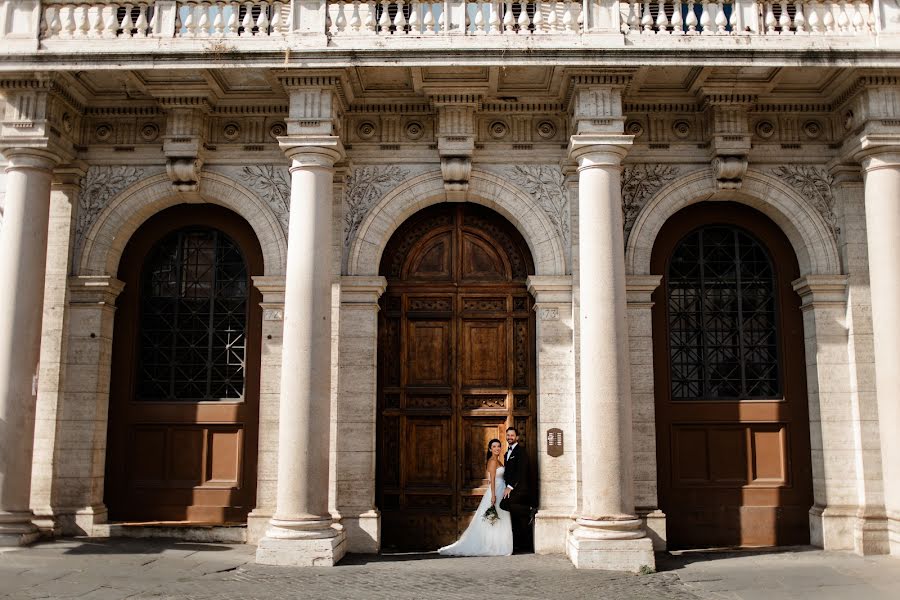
[651,202,813,548]
[106,204,262,523]
[377,204,537,551]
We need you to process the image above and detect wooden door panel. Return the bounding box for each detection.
[405,417,452,486]
[407,320,451,386]
[377,204,537,552]
[461,320,507,388]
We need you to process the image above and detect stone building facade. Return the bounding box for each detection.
[1,0,899,572]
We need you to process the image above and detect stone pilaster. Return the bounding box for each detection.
[527,275,576,554]
[30,163,84,536]
[625,274,665,551]
[335,275,387,553]
[247,276,286,544]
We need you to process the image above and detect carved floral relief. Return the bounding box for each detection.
[621,164,679,244]
[771,165,840,239]
[74,165,147,260]
[342,164,411,254]
[237,165,292,237]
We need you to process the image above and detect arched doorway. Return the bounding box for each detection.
[376,203,537,551]
[105,204,263,523]
[651,202,814,548]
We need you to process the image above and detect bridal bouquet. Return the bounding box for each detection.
[483,505,500,525]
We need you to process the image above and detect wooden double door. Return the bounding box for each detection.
[106,205,261,523]
[651,202,814,548]
[377,203,537,551]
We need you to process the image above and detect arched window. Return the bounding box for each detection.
[667,225,779,400]
[137,227,249,401]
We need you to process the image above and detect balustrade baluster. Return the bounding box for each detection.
[764,2,776,33]
[503,2,514,34]
[672,0,684,34]
[257,1,271,35]
[699,2,712,34]
[656,0,670,33]
[685,0,699,33]
[212,2,225,35]
[641,1,653,33]
[777,1,790,33]
[224,1,238,35]
[135,2,149,36]
[808,0,821,33]
[534,2,545,33]
[378,0,390,33]
[397,0,409,34]
[714,1,727,33]
[183,3,196,36]
[438,3,446,33]
[851,0,864,32]
[489,1,500,33]
[408,0,420,33]
[866,0,876,32]
[103,3,118,38]
[239,1,253,36]
[577,1,583,30]
[794,1,807,33]
[197,2,211,37]
[837,0,850,32]
[823,1,835,32]
[619,1,632,33]
[474,4,486,34]
[423,2,435,33]
[349,0,362,32]
[271,1,285,34]
[363,1,376,33]
[561,0,574,32]
[517,3,529,33]
[47,6,62,38]
[88,4,104,37]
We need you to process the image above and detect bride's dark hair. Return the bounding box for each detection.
[485,438,502,463]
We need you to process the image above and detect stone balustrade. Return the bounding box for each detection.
[326,1,584,37]
[620,0,874,36]
[15,0,891,47]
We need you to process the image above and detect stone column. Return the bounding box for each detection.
[0,148,58,546]
[566,135,654,572]
[527,275,577,555]
[860,150,900,556]
[335,275,386,553]
[256,136,347,566]
[625,274,666,550]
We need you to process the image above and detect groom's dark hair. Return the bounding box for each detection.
[506,426,518,435]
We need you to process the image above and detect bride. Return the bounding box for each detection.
[438,438,513,556]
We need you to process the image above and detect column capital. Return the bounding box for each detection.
[856,145,900,173]
[279,135,345,168]
[340,275,387,305]
[1,147,62,171]
[568,135,633,167]
[526,275,572,304]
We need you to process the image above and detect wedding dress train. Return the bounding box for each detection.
[438,466,514,556]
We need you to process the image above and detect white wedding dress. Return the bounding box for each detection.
[438,466,513,556]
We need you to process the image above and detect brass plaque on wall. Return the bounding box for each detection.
[547,428,563,457]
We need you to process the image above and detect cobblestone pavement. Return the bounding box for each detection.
[0,539,898,600]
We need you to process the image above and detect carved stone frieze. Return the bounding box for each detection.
[74,165,149,262]
[491,165,570,250]
[342,165,412,266]
[236,165,292,237]
[771,165,840,238]
[621,164,679,244]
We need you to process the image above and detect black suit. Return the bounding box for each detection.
[499,443,533,551]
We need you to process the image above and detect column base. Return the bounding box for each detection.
[256,523,347,566]
[566,518,655,573]
[0,512,40,547]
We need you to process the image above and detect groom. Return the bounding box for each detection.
[499,426,535,552]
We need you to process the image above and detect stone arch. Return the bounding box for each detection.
[78,171,288,277]
[626,168,842,277]
[346,169,568,277]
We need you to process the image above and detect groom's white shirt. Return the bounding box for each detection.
[505,443,517,490]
